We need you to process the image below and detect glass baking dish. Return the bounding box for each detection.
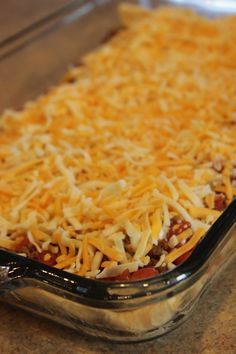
[0,0,236,342]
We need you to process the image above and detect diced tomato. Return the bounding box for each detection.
[14,235,58,267]
[174,250,192,265]
[14,235,30,252]
[36,251,58,266]
[104,267,159,282]
[130,267,159,281]
[166,219,192,240]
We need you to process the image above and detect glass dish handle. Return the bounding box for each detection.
[0,266,12,294]
[0,250,26,295]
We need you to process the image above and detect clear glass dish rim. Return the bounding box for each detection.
[0,0,235,305]
[1,200,235,304]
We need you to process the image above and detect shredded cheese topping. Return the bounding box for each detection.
[0,4,235,279]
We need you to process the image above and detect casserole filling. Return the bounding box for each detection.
[0,5,235,280]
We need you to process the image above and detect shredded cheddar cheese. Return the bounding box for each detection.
[0,5,235,279]
[165,228,206,264]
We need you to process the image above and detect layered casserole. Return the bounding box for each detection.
[0,4,235,281]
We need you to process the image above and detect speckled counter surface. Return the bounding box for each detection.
[0,258,235,354]
[0,2,235,353]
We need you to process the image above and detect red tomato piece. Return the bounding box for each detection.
[13,236,58,267]
[109,269,131,281]
[104,267,159,281]
[37,251,58,266]
[174,250,192,265]
[14,235,30,252]
[130,267,159,281]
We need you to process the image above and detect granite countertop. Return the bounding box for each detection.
[0,2,235,353]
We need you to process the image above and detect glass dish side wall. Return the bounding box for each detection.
[1,225,235,342]
[0,0,236,342]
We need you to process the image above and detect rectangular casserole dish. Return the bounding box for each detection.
[0,0,236,342]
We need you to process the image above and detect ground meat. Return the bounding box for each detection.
[148,240,169,258]
[123,235,134,255]
[148,239,169,267]
[214,192,227,211]
[148,240,169,266]
[147,218,192,269]
[147,257,159,267]
[101,255,109,264]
